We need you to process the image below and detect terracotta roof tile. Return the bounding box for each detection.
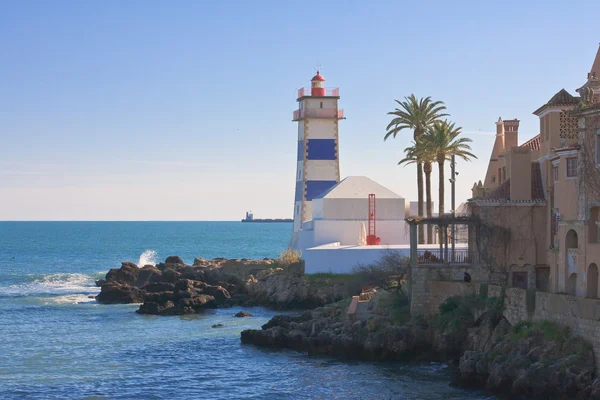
[533,89,581,115]
[531,162,544,201]
[520,134,540,151]
[547,89,580,106]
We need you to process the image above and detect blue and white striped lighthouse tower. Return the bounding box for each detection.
[290,71,344,248]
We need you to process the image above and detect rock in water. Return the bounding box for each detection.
[234,311,253,318]
[96,282,144,304]
[135,265,162,287]
[105,262,139,286]
[165,255,184,265]
[212,324,224,328]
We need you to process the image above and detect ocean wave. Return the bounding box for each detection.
[138,249,158,267]
[39,293,97,305]
[0,272,101,297]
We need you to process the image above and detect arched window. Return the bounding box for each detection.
[567,273,577,296]
[566,229,578,249]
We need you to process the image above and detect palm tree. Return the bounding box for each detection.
[421,120,477,218]
[398,140,435,243]
[385,95,448,244]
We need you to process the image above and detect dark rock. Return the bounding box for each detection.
[96,282,144,304]
[95,279,106,287]
[137,300,176,315]
[180,266,205,282]
[143,282,175,293]
[159,267,182,283]
[212,323,224,328]
[165,255,184,265]
[144,291,175,303]
[234,311,253,318]
[105,262,139,286]
[203,285,231,303]
[135,265,161,287]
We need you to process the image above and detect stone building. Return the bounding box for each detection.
[469,45,600,297]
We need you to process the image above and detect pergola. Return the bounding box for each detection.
[405,215,478,265]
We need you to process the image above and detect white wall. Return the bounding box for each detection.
[297,120,304,140]
[312,219,408,246]
[305,98,337,110]
[304,246,411,274]
[304,118,337,139]
[321,198,404,220]
[305,160,338,181]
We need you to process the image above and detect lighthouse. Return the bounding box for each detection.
[290,71,344,249]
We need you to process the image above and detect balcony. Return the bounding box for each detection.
[297,87,340,99]
[416,248,474,265]
[292,108,345,121]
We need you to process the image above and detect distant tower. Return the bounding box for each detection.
[290,71,345,247]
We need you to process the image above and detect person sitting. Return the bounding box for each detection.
[463,272,471,282]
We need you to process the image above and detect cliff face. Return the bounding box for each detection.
[241,295,600,400]
[246,272,357,310]
[457,316,598,399]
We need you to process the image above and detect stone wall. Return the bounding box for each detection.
[489,284,600,370]
[410,265,488,316]
[502,287,531,325]
[426,281,480,315]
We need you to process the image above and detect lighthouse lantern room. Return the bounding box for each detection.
[290,71,345,249]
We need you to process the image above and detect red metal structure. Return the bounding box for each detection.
[366,193,380,245]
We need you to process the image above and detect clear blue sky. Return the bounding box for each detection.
[1,1,599,220]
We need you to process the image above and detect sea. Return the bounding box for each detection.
[0,222,495,400]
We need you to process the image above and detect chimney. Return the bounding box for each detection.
[503,119,519,150]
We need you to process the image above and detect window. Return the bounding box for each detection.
[320,102,323,109]
[502,166,506,182]
[497,168,501,182]
[492,176,496,183]
[566,158,578,178]
[553,166,558,181]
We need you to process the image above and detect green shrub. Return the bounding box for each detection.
[509,320,571,343]
[479,283,489,299]
[434,296,475,332]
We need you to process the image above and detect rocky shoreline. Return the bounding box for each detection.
[95,256,600,399]
[241,294,600,400]
[95,256,357,314]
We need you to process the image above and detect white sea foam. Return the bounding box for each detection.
[138,249,158,267]
[42,293,97,305]
[0,273,100,297]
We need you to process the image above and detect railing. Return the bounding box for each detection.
[416,248,474,265]
[297,87,340,99]
[292,108,345,120]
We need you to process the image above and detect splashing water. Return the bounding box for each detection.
[0,273,100,297]
[138,250,158,267]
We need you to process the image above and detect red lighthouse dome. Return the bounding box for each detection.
[311,71,326,96]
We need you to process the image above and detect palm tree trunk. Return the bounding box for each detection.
[424,161,433,244]
[417,161,424,244]
[438,160,445,216]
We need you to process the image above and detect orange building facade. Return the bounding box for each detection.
[469,45,600,297]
